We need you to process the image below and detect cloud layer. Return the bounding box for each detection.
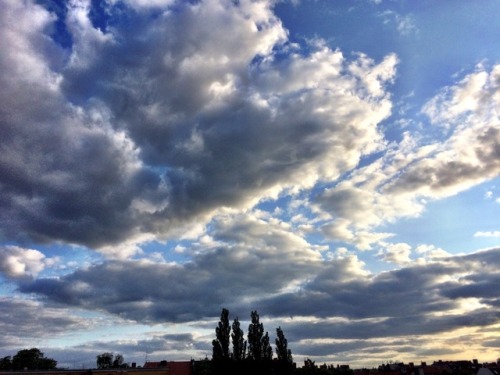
[16,244,500,364]
[0,0,398,253]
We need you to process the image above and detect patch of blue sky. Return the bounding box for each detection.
[139,239,193,263]
[379,177,500,254]
[393,6,500,105]
[0,279,17,296]
[89,0,112,33]
[36,244,104,277]
[274,1,400,59]
[275,0,500,122]
[256,193,295,216]
[35,0,73,49]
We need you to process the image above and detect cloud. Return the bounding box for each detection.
[474,231,500,238]
[0,246,53,279]
[0,0,399,257]
[19,212,325,322]
[414,244,451,263]
[389,66,500,197]
[377,242,412,265]
[379,10,418,36]
[6,246,499,366]
[0,298,95,348]
[19,238,500,334]
[316,63,500,250]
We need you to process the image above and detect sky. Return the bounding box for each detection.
[0,0,499,369]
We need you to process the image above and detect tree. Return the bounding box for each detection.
[12,348,57,370]
[262,331,273,361]
[247,310,264,361]
[275,327,294,375]
[300,358,317,375]
[231,317,246,361]
[96,352,114,369]
[275,326,293,364]
[112,354,124,368]
[212,308,231,361]
[247,310,272,362]
[211,308,294,375]
[0,356,12,371]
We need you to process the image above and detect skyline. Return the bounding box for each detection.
[0,0,499,369]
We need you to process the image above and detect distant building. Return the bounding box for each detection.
[143,361,192,375]
[143,361,167,369]
[166,362,193,375]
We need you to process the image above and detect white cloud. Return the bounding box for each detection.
[378,242,412,265]
[379,10,418,36]
[316,64,500,250]
[422,63,500,127]
[414,244,451,263]
[474,231,500,238]
[0,246,53,278]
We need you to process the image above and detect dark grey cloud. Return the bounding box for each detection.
[0,0,395,252]
[76,333,200,355]
[0,298,92,347]
[256,260,464,320]
[285,309,499,341]
[3,247,498,367]
[441,274,500,300]
[292,340,383,358]
[19,246,320,322]
[0,0,162,248]
[18,247,500,341]
[482,338,500,348]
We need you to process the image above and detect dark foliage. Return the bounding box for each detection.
[213,308,231,362]
[96,352,114,369]
[295,359,354,375]
[0,356,12,371]
[210,308,294,375]
[231,317,247,361]
[11,348,57,370]
[276,326,293,364]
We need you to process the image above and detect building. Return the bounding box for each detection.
[143,361,192,375]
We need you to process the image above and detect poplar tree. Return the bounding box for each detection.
[262,331,273,360]
[275,326,293,364]
[247,310,273,361]
[212,308,231,361]
[231,317,247,361]
[247,310,264,361]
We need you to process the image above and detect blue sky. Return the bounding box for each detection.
[0,0,499,369]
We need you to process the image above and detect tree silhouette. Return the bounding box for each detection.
[12,348,57,370]
[0,357,11,371]
[275,327,294,375]
[113,354,124,368]
[96,352,113,369]
[262,331,273,360]
[231,317,246,361]
[247,310,273,363]
[276,326,293,364]
[211,308,294,375]
[247,310,264,361]
[212,308,231,361]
